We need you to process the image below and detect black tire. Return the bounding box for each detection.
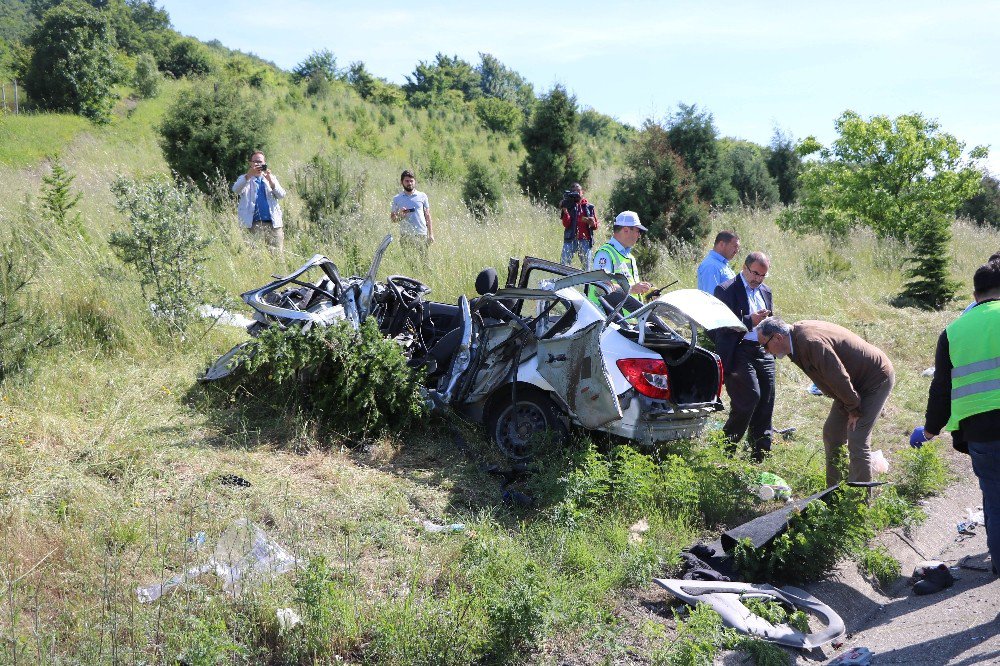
[484,387,568,460]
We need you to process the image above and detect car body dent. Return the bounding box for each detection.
[653,288,746,333]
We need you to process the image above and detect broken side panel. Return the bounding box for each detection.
[536,319,622,429]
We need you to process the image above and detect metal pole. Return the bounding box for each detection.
[13,79,18,114]
[1,83,6,113]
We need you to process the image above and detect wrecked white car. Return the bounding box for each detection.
[203,236,746,458]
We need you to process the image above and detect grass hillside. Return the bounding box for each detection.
[0,73,997,665]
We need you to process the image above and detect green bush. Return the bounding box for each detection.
[132,52,161,99]
[518,84,588,205]
[895,442,950,500]
[474,97,523,134]
[857,545,901,589]
[109,176,218,334]
[40,158,84,236]
[294,153,366,234]
[158,80,273,191]
[239,318,427,441]
[160,35,213,77]
[0,234,60,379]
[958,174,1000,227]
[461,160,502,219]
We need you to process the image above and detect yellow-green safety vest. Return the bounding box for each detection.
[588,241,640,313]
[945,299,1000,431]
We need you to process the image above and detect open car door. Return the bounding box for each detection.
[535,295,623,430]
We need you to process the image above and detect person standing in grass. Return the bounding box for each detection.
[232,150,286,252]
[588,211,653,315]
[756,315,894,486]
[390,169,434,256]
[697,231,740,293]
[920,259,1000,577]
[559,183,598,268]
[713,252,775,462]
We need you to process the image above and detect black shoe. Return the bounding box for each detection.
[913,563,954,595]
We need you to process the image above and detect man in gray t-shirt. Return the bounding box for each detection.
[390,170,434,246]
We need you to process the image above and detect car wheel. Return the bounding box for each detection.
[485,388,568,459]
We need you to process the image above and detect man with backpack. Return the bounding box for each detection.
[559,183,598,268]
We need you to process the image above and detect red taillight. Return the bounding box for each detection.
[715,357,724,399]
[616,358,671,400]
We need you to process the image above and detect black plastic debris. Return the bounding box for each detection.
[219,473,252,488]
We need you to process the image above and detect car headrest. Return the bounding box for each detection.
[475,267,498,295]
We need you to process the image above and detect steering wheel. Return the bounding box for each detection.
[387,275,431,297]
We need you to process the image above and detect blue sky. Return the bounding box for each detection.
[159,0,1000,173]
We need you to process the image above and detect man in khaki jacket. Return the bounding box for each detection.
[756,317,894,486]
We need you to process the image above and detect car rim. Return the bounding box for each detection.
[496,401,548,459]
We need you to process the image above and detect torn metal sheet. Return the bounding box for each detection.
[720,485,838,552]
[654,578,846,649]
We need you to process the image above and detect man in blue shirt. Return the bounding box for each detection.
[232,151,286,252]
[697,231,740,293]
[713,252,775,462]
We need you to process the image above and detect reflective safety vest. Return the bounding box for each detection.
[588,241,640,313]
[945,300,1000,431]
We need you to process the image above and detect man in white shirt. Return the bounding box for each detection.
[390,169,434,256]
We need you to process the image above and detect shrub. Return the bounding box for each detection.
[958,174,1000,227]
[765,128,802,205]
[40,158,84,236]
[160,36,213,77]
[895,442,950,500]
[0,234,60,379]
[158,80,273,191]
[722,142,779,208]
[239,318,426,441]
[857,545,901,589]
[803,248,852,281]
[518,84,588,205]
[474,97,523,134]
[132,52,161,99]
[108,176,218,334]
[461,160,502,219]
[292,49,337,83]
[294,154,366,234]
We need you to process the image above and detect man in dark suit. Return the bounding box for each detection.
[713,252,775,461]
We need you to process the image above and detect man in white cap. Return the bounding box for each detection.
[589,211,653,312]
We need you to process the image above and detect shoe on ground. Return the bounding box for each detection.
[913,563,954,595]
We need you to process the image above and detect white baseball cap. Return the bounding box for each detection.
[615,210,648,232]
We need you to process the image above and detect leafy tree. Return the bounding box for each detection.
[722,141,779,207]
[666,103,737,208]
[579,108,633,145]
[404,52,480,107]
[0,0,37,44]
[160,35,212,77]
[518,84,588,205]
[132,51,161,98]
[779,111,985,241]
[346,61,404,106]
[476,52,534,114]
[24,0,121,123]
[292,48,337,83]
[474,96,523,134]
[958,174,1000,228]
[608,120,709,244]
[158,80,273,191]
[779,111,986,309]
[765,128,802,205]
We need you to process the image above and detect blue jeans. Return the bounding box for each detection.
[968,440,1000,576]
[561,239,592,269]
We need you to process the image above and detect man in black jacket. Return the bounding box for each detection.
[922,259,1000,576]
[713,252,775,461]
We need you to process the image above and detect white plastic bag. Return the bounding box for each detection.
[870,450,889,475]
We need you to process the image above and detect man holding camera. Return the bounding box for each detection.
[559,183,598,268]
[232,150,286,252]
[391,169,434,256]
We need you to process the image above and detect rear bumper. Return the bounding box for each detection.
[604,395,722,444]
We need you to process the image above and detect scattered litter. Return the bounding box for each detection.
[921,366,935,377]
[870,450,889,475]
[807,383,824,396]
[219,474,252,488]
[629,518,649,544]
[136,519,300,603]
[198,304,256,329]
[911,561,954,595]
[421,520,466,533]
[828,646,873,665]
[957,554,994,572]
[772,426,796,440]
[276,607,301,632]
[967,507,985,524]
[956,521,977,536]
[756,472,792,502]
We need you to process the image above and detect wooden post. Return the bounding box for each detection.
[13,79,18,114]
[1,83,6,112]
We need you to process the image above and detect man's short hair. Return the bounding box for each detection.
[756,316,791,338]
[989,251,1000,263]
[714,231,738,245]
[744,251,769,268]
[400,169,415,182]
[973,259,1000,297]
[250,150,265,160]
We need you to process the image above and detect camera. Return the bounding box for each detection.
[260,163,268,172]
[561,189,582,206]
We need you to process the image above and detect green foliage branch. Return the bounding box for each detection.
[518,84,589,206]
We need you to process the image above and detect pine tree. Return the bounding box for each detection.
[899,215,961,309]
[41,158,84,235]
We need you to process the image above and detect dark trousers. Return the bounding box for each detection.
[722,341,776,461]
